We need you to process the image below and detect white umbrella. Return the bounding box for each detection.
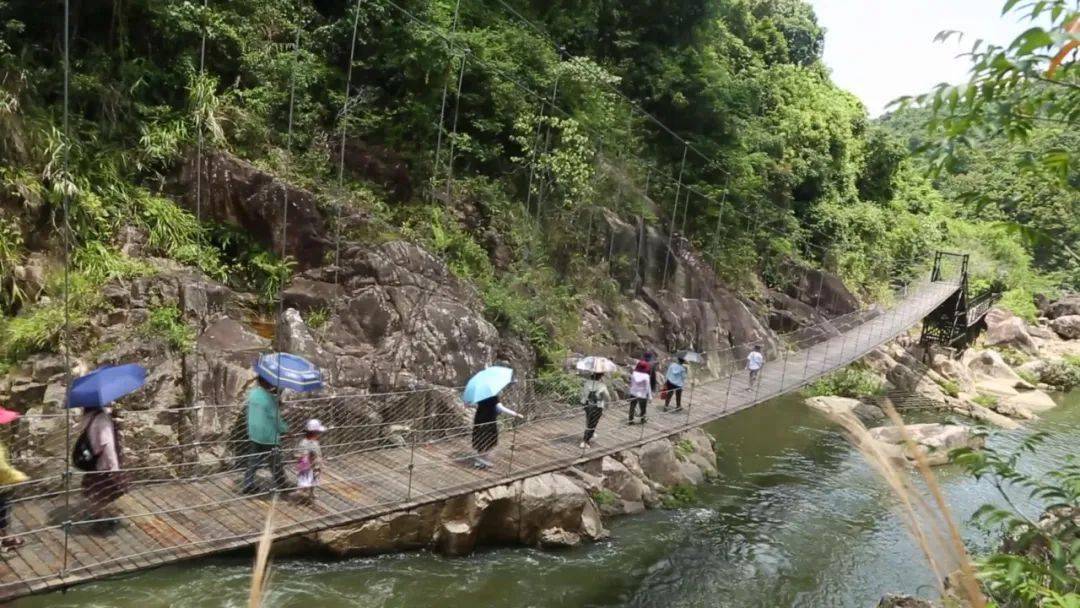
[575,356,618,374]
[675,350,703,364]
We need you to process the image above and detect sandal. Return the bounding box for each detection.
[1,537,25,550]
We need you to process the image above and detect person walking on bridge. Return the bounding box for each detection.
[628,360,652,425]
[0,407,26,550]
[80,405,128,529]
[746,344,764,391]
[662,356,688,411]
[463,366,522,470]
[471,396,522,469]
[579,372,611,449]
[241,376,288,494]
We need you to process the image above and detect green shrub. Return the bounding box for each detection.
[73,242,154,282]
[996,346,1030,368]
[305,307,329,330]
[143,305,195,353]
[805,365,885,399]
[951,433,1080,608]
[997,288,1040,324]
[1016,369,1039,386]
[661,484,700,509]
[0,271,99,362]
[1039,360,1080,392]
[973,394,999,408]
[675,439,696,461]
[591,489,618,507]
[938,379,961,398]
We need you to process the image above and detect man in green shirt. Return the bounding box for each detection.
[241,377,288,494]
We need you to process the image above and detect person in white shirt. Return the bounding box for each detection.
[628,360,653,424]
[746,344,764,391]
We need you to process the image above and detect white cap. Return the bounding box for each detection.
[305,419,327,433]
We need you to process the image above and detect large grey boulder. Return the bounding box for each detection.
[967,350,1033,388]
[176,150,328,270]
[1045,294,1080,319]
[984,308,1039,354]
[309,240,501,388]
[805,395,884,423]
[1050,315,1080,340]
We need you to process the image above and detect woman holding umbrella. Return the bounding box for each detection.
[69,364,145,529]
[243,353,324,495]
[463,366,522,469]
[576,357,614,449]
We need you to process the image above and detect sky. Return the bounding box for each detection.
[808,0,1032,116]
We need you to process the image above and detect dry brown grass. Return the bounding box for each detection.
[823,399,986,607]
[248,496,277,608]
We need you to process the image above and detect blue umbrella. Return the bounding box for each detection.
[462,366,514,405]
[254,352,324,393]
[67,364,147,409]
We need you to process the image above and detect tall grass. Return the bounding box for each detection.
[823,400,986,607]
[249,497,277,608]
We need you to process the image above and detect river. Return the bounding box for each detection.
[18,391,1079,608]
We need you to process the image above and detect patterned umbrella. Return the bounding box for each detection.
[575,356,618,374]
[255,353,324,393]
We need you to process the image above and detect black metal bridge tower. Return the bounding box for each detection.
[919,251,1002,350]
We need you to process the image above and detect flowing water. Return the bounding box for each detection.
[19,391,1080,608]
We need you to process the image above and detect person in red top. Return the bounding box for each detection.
[639,352,658,392]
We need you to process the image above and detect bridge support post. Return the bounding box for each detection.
[684,369,696,424]
[406,426,417,501]
[722,348,735,412]
[777,344,791,395]
[506,418,519,475]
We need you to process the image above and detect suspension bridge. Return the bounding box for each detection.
[0,0,1009,600]
[0,262,999,601]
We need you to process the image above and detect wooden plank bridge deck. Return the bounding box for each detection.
[0,281,959,601]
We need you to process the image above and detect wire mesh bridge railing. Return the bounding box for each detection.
[0,279,960,601]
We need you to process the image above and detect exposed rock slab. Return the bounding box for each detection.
[984,308,1039,354]
[868,423,984,466]
[805,395,884,423]
[1050,315,1080,340]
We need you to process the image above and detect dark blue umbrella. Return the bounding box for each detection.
[67,364,147,409]
[254,353,324,393]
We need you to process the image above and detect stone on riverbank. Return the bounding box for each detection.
[1050,315,1080,340]
[868,423,984,466]
[984,308,1039,355]
[804,395,884,423]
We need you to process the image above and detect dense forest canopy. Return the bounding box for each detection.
[0,0,1073,367]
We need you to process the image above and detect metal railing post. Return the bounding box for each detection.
[778,345,792,394]
[723,349,736,412]
[406,420,417,501]
[683,369,695,425]
[506,417,519,475]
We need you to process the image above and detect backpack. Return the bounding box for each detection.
[629,372,650,397]
[72,426,97,472]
